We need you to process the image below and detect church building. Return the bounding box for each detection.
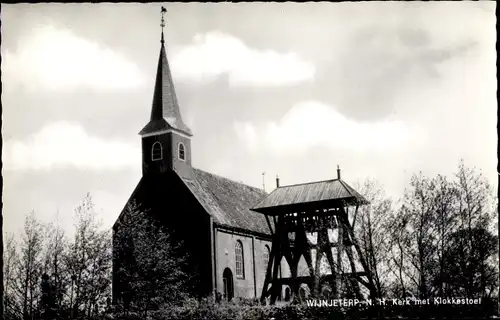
[112,11,371,306]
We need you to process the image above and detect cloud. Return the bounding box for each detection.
[170,31,315,87]
[319,24,479,121]
[2,25,146,92]
[234,121,258,150]
[235,101,424,155]
[3,122,140,171]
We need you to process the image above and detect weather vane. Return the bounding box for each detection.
[160,6,167,44]
[161,6,167,28]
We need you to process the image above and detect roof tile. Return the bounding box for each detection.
[252,179,368,211]
[140,43,192,136]
[181,168,272,235]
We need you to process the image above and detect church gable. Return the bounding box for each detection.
[113,170,215,299]
[113,179,144,232]
[114,171,209,230]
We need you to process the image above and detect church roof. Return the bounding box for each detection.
[139,36,192,136]
[181,168,272,235]
[252,178,368,213]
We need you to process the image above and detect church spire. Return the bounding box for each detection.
[139,6,192,137]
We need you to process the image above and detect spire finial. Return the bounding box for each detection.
[160,6,167,44]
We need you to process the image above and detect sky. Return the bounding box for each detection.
[2,2,497,238]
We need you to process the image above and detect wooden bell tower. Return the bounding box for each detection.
[251,167,377,304]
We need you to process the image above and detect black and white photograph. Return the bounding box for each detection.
[1,2,498,319]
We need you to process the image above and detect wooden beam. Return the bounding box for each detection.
[278,220,295,282]
[252,198,361,217]
[273,276,316,286]
[299,222,316,297]
[273,273,366,286]
[290,220,308,298]
[313,228,330,297]
[270,218,284,304]
[352,274,370,289]
[260,217,281,303]
[352,204,359,230]
[309,240,357,250]
[338,206,377,298]
[265,215,274,236]
[324,242,338,295]
[313,248,323,297]
[336,215,344,298]
[343,244,363,299]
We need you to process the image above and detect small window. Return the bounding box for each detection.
[235,241,244,278]
[263,245,270,269]
[152,142,162,161]
[178,143,185,161]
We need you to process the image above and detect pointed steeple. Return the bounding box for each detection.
[139,7,192,137]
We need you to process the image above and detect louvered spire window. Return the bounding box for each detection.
[178,143,185,161]
[152,142,163,161]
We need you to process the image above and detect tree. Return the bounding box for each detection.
[4,194,114,320]
[427,174,459,296]
[3,233,20,319]
[455,160,492,232]
[114,201,192,316]
[13,211,45,320]
[401,173,439,299]
[65,193,112,319]
[386,205,412,298]
[443,227,498,297]
[355,179,393,298]
[40,273,55,319]
[450,161,497,297]
[41,217,68,318]
[81,228,111,318]
[384,161,498,300]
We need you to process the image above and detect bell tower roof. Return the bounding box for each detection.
[139,6,192,137]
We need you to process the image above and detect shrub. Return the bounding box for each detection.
[150,301,346,320]
[115,296,500,320]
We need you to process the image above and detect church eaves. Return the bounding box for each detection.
[139,30,192,136]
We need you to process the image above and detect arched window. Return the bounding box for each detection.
[151,142,162,161]
[235,241,244,278]
[178,143,185,161]
[263,245,270,270]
